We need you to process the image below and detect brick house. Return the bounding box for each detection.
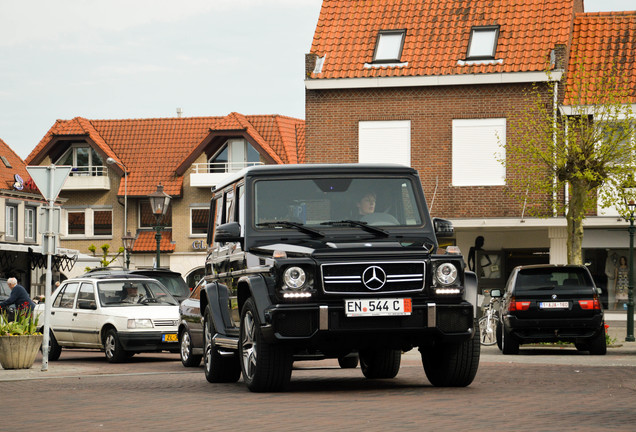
[25,113,305,287]
[304,0,636,307]
[1,138,79,294]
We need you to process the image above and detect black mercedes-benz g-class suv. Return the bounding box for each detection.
[200,164,479,391]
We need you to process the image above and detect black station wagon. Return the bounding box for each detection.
[200,164,480,391]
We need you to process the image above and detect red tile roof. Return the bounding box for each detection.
[564,11,636,105]
[131,230,176,253]
[308,0,579,80]
[0,138,40,195]
[26,113,305,197]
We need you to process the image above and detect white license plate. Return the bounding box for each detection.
[345,298,412,317]
[539,301,569,309]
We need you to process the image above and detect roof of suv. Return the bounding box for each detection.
[214,163,419,191]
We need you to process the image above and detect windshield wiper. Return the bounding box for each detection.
[321,220,389,237]
[256,221,324,238]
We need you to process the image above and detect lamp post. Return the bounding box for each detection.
[122,231,135,269]
[623,194,636,342]
[148,184,171,269]
[106,158,128,265]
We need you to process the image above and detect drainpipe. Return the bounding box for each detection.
[553,81,559,217]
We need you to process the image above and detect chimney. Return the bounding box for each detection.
[176,107,182,118]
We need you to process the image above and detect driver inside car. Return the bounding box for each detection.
[122,283,142,303]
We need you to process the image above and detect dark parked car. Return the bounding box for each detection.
[200,164,480,392]
[0,278,10,302]
[494,264,606,355]
[178,279,205,367]
[84,268,190,302]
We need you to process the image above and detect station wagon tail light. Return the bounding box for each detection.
[128,319,154,329]
[509,298,531,311]
[578,298,601,310]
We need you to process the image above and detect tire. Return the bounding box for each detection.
[46,331,62,361]
[359,349,401,379]
[587,326,607,356]
[478,314,497,346]
[338,353,359,369]
[203,306,241,383]
[239,298,292,392]
[421,321,480,387]
[180,327,202,367]
[496,321,503,351]
[104,329,128,363]
[501,322,519,355]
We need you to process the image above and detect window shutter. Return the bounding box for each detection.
[359,120,411,166]
[452,118,506,186]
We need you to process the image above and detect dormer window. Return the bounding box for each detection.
[467,26,499,59]
[55,144,105,176]
[373,30,406,63]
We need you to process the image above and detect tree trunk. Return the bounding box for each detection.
[566,181,587,265]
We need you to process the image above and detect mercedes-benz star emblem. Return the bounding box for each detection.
[362,266,386,290]
[551,294,557,299]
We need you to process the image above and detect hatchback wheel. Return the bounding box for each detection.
[104,329,128,363]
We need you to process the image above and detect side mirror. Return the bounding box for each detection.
[490,289,502,298]
[214,222,242,243]
[433,217,454,238]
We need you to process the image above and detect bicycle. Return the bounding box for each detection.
[478,292,500,346]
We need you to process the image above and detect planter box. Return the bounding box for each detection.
[0,335,44,369]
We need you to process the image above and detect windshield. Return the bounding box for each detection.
[97,280,179,306]
[254,177,424,229]
[135,273,189,299]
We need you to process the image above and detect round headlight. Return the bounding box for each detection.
[436,263,458,286]
[283,266,306,289]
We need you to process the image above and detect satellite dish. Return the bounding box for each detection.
[13,173,24,191]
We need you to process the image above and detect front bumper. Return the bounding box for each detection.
[261,301,474,349]
[504,314,604,342]
[118,330,179,352]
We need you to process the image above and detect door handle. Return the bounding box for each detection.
[51,311,55,315]
[73,312,78,316]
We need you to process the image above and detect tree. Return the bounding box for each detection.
[501,57,634,264]
[85,243,124,272]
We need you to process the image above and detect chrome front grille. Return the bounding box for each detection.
[153,319,177,327]
[321,261,425,294]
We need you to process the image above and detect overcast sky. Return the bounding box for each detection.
[1,0,633,159]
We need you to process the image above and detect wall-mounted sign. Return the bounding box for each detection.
[192,240,206,250]
[13,174,23,190]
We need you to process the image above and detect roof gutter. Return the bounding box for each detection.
[305,71,562,90]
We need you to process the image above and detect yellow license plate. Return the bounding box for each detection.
[162,333,178,342]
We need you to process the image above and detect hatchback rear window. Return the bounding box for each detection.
[514,268,594,292]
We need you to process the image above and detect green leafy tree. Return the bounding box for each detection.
[501,57,634,264]
[85,243,125,272]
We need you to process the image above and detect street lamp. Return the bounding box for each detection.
[106,157,128,264]
[121,231,135,269]
[148,184,171,269]
[623,190,636,342]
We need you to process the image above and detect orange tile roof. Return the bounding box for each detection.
[131,230,176,253]
[308,0,578,80]
[564,11,636,105]
[0,138,41,195]
[26,113,305,197]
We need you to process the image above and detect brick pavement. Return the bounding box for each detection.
[1,344,635,432]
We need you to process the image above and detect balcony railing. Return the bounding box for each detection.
[190,162,264,188]
[62,165,110,190]
[191,161,263,174]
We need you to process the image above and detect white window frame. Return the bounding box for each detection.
[208,139,261,173]
[467,26,499,59]
[358,120,411,166]
[5,204,17,241]
[190,206,209,237]
[24,206,36,242]
[452,118,506,187]
[373,30,406,62]
[63,208,113,238]
[55,144,104,176]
